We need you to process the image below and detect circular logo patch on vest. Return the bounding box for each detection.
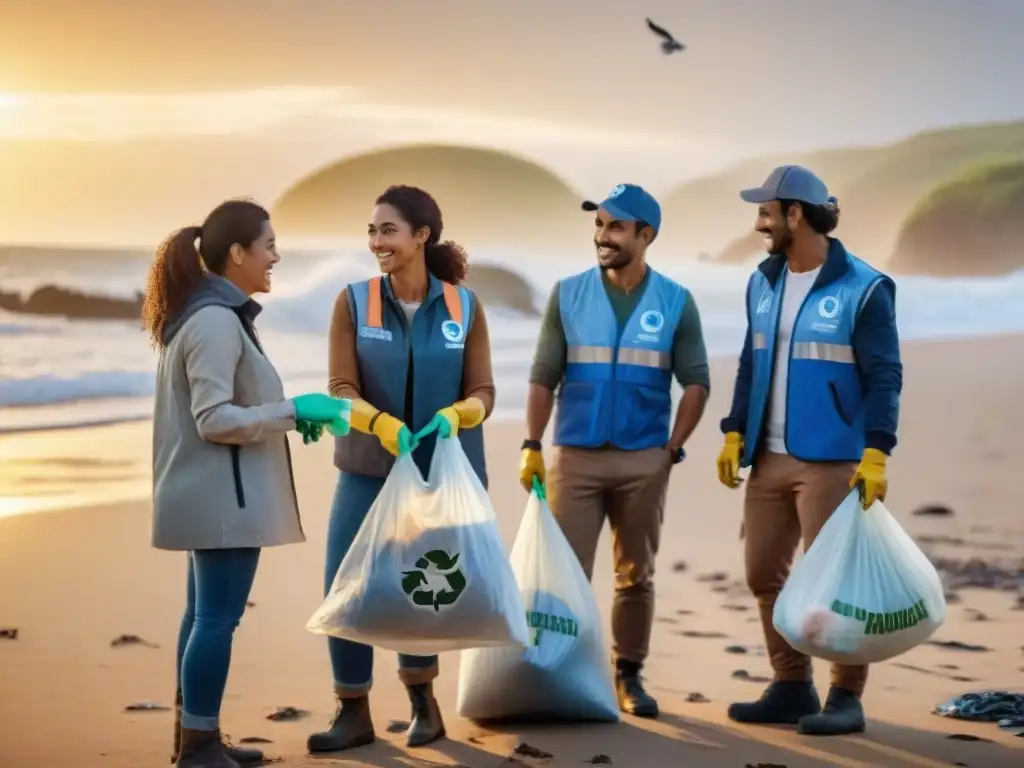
[818,295,841,319]
[609,184,626,198]
[441,320,464,342]
[640,310,665,334]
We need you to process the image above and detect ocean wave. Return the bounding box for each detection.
[4,249,1024,430]
[0,371,157,407]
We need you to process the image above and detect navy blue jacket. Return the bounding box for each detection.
[720,238,903,456]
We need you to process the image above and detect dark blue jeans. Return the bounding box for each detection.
[175,548,260,730]
[325,471,438,696]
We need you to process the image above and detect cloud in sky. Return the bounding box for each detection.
[0,87,714,153]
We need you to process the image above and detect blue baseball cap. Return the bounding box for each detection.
[582,183,662,233]
[740,165,830,206]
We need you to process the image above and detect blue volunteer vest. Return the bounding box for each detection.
[554,267,686,450]
[742,254,888,466]
[349,274,487,484]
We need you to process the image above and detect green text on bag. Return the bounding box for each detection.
[829,598,930,635]
[526,610,579,646]
[401,550,466,612]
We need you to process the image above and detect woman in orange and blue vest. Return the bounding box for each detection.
[306,185,495,753]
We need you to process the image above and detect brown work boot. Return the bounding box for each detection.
[798,686,866,736]
[728,680,821,725]
[306,695,375,753]
[176,728,240,768]
[615,660,659,718]
[405,682,445,748]
[171,690,264,764]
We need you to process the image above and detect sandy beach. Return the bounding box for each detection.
[2,335,1023,767]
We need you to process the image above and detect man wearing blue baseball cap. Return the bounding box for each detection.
[519,183,711,718]
[717,166,903,736]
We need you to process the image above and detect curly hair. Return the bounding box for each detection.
[375,185,469,284]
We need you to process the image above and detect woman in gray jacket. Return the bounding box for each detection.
[143,199,350,768]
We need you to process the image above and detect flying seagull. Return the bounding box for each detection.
[646,18,685,54]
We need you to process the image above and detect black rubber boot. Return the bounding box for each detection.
[176,728,240,768]
[798,687,866,736]
[727,680,822,724]
[405,682,446,748]
[306,696,376,753]
[615,660,659,718]
[171,690,265,764]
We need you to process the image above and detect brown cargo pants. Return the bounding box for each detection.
[548,445,671,665]
[744,450,868,697]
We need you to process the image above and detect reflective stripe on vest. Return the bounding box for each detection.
[565,344,671,369]
[741,254,887,466]
[554,267,685,450]
[755,332,855,364]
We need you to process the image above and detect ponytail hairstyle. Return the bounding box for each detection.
[141,198,269,348]
[780,195,841,236]
[374,185,469,284]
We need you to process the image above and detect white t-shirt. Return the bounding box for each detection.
[765,265,822,455]
[397,298,421,324]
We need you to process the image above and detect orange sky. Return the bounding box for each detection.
[1,0,1022,244]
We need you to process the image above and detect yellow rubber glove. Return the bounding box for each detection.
[519,447,546,493]
[452,397,487,428]
[431,397,487,440]
[716,432,744,489]
[851,447,888,508]
[347,398,380,435]
[348,398,413,457]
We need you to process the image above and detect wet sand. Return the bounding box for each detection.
[1,335,1023,766]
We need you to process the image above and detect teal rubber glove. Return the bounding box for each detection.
[295,419,325,445]
[396,425,417,456]
[416,410,457,441]
[291,393,352,437]
[532,475,547,501]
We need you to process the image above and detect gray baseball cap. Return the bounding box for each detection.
[740,165,830,206]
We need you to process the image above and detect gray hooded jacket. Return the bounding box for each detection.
[151,275,303,551]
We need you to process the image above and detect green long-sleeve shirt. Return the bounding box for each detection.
[529,269,711,391]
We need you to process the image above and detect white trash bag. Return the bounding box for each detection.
[456,484,618,722]
[306,438,529,656]
[773,490,946,665]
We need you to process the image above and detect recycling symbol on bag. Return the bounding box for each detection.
[400,550,467,612]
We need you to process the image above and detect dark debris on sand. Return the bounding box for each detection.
[732,669,772,684]
[913,504,955,517]
[671,560,687,573]
[511,742,553,759]
[0,628,17,639]
[695,571,729,583]
[725,644,765,656]
[111,633,160,648]
[893,662,977,683]
[124,702,170,712]
[722,603,750,612]
[677,630,728,639]
[927,553,1023,592]
[265,706,309,722]
[237,736,272,744]
[386,719,410,733]
[926,640,990,653]
[586,756,612,765]
[686,692,710,703]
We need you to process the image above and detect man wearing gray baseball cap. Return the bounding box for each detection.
[716,165,904,736]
